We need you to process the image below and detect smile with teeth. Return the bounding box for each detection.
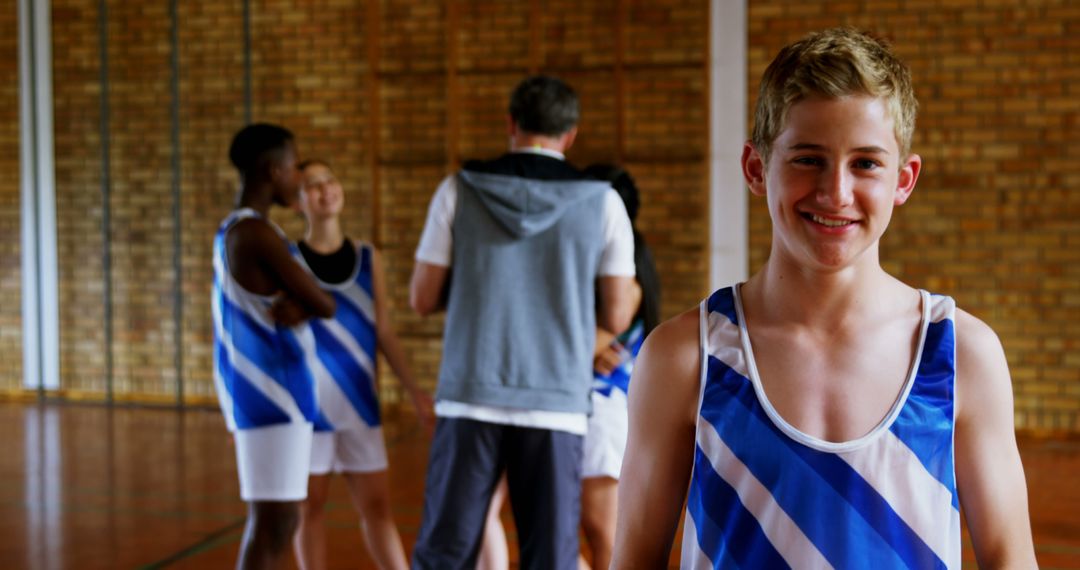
[808,214,855,227]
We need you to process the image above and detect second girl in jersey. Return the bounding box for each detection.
[292,158,434,570]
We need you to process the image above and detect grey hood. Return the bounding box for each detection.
[457,169,611,239]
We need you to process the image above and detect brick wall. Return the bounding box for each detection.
[176,0,246,402]
[748,1,1080,432]
[53,0,107,396]
[38,0,710,407]
[106,1,176,400]
[7,1,1077,433]
[0,1,19,389]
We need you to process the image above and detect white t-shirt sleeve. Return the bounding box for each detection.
[598,189,636,277]
[414,175,457,267]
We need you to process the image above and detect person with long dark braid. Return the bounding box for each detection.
[576,164,661,570]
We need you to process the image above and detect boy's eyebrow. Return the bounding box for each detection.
[788,143,891,154]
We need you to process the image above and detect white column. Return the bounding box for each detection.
[20,0,58,390]
[709,0,748,290]
[24,405,63,568]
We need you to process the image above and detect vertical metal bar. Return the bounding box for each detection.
[99,0,113,404]
[243,0,252,124]
[19,0,42,397]
[21,0,58,397]
[366,0,381,247]
[30,0,41,399]
[169,0,183,407]
[33,0,59,397]
[615,0,626,164]
[445,2,459,170]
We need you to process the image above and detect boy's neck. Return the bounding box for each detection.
[747,252,901,329]
[236,182,274,217]
[304,217,346,253]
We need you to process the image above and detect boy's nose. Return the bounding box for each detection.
[817,167,854,209]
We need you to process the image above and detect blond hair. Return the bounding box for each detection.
[751,28,918,161]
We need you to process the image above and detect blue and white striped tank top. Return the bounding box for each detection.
[592,319,645,398]
[212,209,319,432]
[292,242,381,432]
[682,285,959,569]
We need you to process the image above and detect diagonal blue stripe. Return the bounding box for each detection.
[701,357,945,569]
[215,338,290,429]
[592,320,646,396]
[217,286,273,359]
[311,321,381,427]
[218,293,307,390]
[278,327,318,421]
[216,287,316,421]
[214,226,229,244]
[313,409,334,432]
[891,318,959,510]
[707,287,739,326]
[688,446,791,569]
[592,368,630,397]
[780,430,945,570]
[215,286,276,374]
[331,291,377,355]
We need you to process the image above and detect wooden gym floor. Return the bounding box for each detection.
[5,402,1079,569]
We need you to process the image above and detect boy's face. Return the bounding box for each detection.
[271,141,302,207]
[299,164,344,220]
[743,94,921,272]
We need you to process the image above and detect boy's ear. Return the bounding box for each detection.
[742,142,767,196]
[263,157,282,184]
[894,153,922,206]
[559,126,578,152]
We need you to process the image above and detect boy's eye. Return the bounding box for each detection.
[793,156,822,166]
[853,158,880,170]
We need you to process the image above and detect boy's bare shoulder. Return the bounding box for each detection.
[230,215,268,230]
[228,216,279,246]
[952,306,1012,416]
[953,307,1006,363]
[229,217,298,263]
[631,305,702,428]
[646,306,700,354]
[637,306,701,384]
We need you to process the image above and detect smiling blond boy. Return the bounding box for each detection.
[612,28,1037,569]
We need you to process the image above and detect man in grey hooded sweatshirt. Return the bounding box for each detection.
[409,75,640,569]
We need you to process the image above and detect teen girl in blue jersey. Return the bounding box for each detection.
[613,28,1037,569]
[576,164,660,570]
[291,159,433,570]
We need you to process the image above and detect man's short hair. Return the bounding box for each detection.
[508,75,579,137]
[229,123,294,177]
[752,28,918,161]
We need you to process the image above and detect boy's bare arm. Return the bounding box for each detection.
[229,219,335,319]
[611,308,700,568]
[953,309,1037,569]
